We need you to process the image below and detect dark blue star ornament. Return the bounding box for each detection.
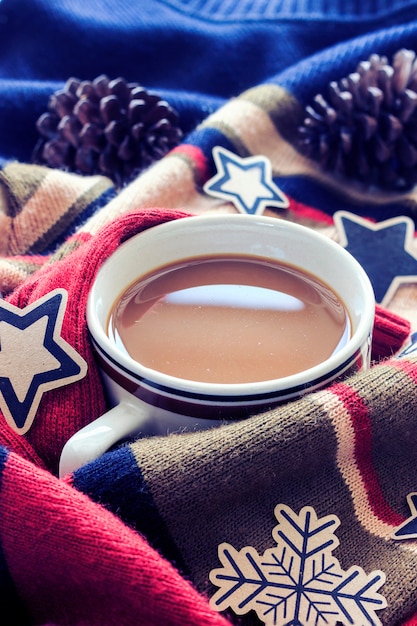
[0,289,87,434]
[392,493,417,540]
[203,146,289,215]
[334,211,417,306]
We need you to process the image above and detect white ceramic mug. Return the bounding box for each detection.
[59,214,375,476]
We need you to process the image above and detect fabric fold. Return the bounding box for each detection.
[0,445,231,626]
[1,2,417,623]
[68,351,417,625]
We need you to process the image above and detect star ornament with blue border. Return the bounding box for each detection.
[392,493,417,540]
[203,146,289,215]
[334,211,417,307]
[0,289,87,435]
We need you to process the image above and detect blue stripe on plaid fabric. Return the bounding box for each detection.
[70,444,189,574]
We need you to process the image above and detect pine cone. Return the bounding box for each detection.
[298,49,417,191]
[32,75,183,186]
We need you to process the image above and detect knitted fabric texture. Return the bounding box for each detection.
[0,445,231,626]
[2,1,417,625]
[66,352,417,626]
[0,207,406,476]
[0,208,190,474]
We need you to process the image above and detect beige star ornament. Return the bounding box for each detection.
[0,289,87,434]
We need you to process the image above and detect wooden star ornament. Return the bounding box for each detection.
[392,493,417,540]
[0,289,88,434]
[334,211,417,307]
[203,146,289,215]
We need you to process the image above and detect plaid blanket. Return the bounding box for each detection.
[3,1,417,624]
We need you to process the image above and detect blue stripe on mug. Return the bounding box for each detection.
[91,337,364,420]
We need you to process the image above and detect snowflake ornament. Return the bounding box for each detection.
[209,504,387,626]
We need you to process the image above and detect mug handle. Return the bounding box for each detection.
[59,401,147,477]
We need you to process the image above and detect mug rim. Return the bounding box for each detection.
[87,214,375,398]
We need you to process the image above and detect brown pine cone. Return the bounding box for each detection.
[32,75,183,187]
[298,49,417,191]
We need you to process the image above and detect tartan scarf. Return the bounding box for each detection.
[0,444,231,626]
[0,205,413,626]
[66,351,417,626]
[2,5,417,625]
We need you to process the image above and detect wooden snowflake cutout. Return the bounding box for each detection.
[209,504,387,626]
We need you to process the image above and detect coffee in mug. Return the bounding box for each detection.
[59,214,375,477]
[108,254,350,384]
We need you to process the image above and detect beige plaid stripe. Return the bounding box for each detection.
[0,163,113,256]
[131,356,417,624]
